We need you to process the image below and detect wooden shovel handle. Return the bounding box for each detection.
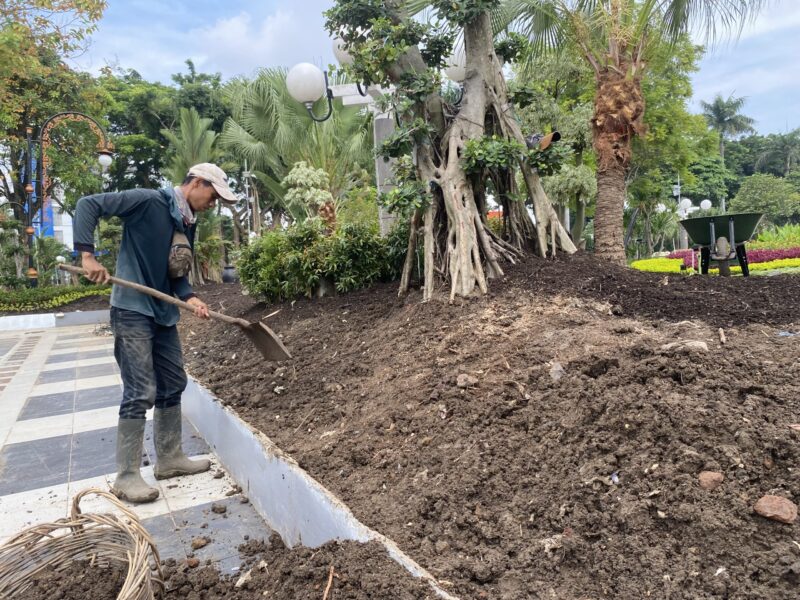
[58,264,249,327]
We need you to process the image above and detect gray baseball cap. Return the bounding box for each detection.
[187,163,238,204]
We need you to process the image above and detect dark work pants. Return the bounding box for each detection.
[110,307,187,419]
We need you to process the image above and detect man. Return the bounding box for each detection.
[74,163,238,503]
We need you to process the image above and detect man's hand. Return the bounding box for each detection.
[186,297,210,319]
[81,252,111,284]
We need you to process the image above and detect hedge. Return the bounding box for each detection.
[0,285,111,313]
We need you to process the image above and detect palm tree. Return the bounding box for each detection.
[219,68,373,226]
[505,0,765,263]
[756,130,800,176]
[161,107,220,184]
[700,93,756,161]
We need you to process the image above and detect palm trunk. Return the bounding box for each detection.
[592,68,645,264]
[595,166,627,262]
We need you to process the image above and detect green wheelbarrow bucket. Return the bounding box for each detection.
[679,212,763,247]
[679,212,764,277]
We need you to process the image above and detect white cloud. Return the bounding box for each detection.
[188,10,332,79]
[691,0,800,133]
[76,1,336,82]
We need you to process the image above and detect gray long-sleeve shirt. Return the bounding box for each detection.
[73,187,196,326]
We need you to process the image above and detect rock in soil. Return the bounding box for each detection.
[698,471,725,491]
[456,373,478,388]
[754,495,798,524]
[180,254,800,599]
[191,536,211,550]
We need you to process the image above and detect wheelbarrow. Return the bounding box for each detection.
[679,213,763,277]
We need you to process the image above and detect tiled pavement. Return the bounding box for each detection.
[0,323,273,573]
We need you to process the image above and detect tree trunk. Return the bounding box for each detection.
[572,198,586,249]
[595,166,627,263]
[592,68,644,264]
[370,7,575,301]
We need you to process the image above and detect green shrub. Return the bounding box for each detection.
[749,223,800,250]
[238,220,410,301]
[0,285,111,313]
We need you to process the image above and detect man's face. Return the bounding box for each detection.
[187,179,219,212]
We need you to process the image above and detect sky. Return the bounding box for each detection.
[74,0,800,135]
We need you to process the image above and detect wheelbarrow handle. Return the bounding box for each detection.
[58,264,249,327]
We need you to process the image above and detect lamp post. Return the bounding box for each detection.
[26,112,114,286]
[286,54,399,235]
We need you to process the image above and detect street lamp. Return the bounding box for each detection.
[700,199,712,211]
[286,62,334,122]
[287,42,402,236]
[444,47,466,83]
[332,37,368,97]
[98,150,113,170]
[25,111,114,287]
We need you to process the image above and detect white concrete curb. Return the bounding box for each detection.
[0,310,110,331]
[182,378,460,600]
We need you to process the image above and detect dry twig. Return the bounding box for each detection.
[322,565,335,600]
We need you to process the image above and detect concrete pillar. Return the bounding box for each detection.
[374,115,397,237]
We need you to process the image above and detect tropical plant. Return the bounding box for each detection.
[161,107,220,184]
[97,217,123,273]
[282,161,337,228]
[220,68,373,222]
[749,223,800,250]
[700,93,756,161]
[507,0,766,263]
[0,213,25,282]
[756,130,800,176]
[33,236,70,285]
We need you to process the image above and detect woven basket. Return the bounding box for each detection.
[0,488,164,599]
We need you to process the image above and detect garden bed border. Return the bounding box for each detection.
[181,378,460,600]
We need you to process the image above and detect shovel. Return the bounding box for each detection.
[59,264,291,361]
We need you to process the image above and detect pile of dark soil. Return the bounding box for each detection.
[23,560,126,600]
[180,253,800,599]
[17,535,432,600]
[162,534,433,599]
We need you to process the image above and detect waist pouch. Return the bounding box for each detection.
[168,230,193,278]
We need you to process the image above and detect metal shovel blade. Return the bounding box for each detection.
[239,321,292,361]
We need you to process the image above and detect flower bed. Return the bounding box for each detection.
[667,247,800,268]
[632,256,800,275]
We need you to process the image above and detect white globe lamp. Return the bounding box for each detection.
[97,151,113,170]
[287,63,326,106]
[444,48,466,82]
[700,199,712,211]
[333,38,354,66]
[680,198,692,211]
